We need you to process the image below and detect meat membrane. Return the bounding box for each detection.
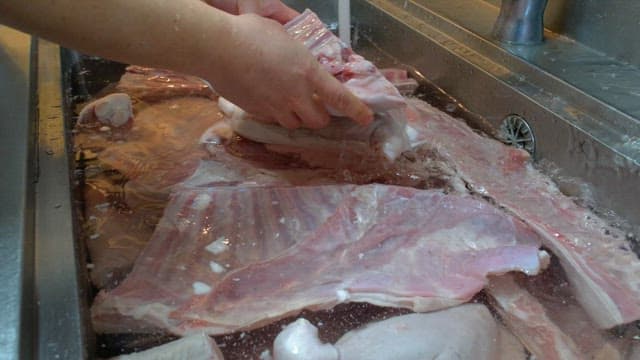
[404,98,640,328]
[91,184,547,336]
[116,65,215,101]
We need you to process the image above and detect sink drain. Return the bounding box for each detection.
[499,114,535,156]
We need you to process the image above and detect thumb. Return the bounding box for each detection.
[311,67,373,125]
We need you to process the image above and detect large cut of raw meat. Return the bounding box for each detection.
[225,9,410,162]
[96,97,218,197]
[488,267,636,359]
[116,65,215,101]
[78,93,133,128]
[487,276,583,360]
[82,176,165,289]
[273,305,525,360]
[74,97,219,289]
[404,98,640,328]
[284,10,405,113]
[91,184,547,335]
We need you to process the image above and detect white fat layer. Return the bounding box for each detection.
[192,193,212,210]
[336,289,350,302]
[205,237,229,254]
[209,261,226,274]
[273,318,339,360]
[193,281,212,295]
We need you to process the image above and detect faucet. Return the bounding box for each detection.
[492,0,548,45]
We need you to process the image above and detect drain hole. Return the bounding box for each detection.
[499,114,536,157]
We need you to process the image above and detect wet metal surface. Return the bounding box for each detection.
[485,0,640,68]
[35,39,88,360]
[349,0,640,232]
[0,27,35,360]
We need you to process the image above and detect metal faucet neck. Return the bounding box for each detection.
[492,0,548,45]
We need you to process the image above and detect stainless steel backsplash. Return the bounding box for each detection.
[485,0,640,67]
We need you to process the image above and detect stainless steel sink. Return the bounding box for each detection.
[305,0,640,234]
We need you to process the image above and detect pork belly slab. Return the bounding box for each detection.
[404,99,640,328]
[92,184,547,336]
[273,305,525,360]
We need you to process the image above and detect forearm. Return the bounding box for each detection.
[0,0,233,80]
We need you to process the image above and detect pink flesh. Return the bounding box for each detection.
[74,97,218,289]
[508,262,635,359]
[96,97,218,196]
[116,66,215,101]
[83,178,164,289]
[488,276,583,360]
[284,10,405,113]
[91,184,544,336]
[405,99,640,328]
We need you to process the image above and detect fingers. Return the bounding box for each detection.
[291,93,331,129]
[275,111,302,129]
[237,0,300,24]
[268,3,300,24]
[310,67,374,126]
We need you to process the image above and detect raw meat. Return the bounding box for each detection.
[223,97,409,163]
[78,93,133,128]
[488,263,636,359]
[379,68,420,96]
[91,184,547,335]
[273,305,525,360]
[284,10,405,113]
[405,98,640,328]
[111,333,223,360]
[96,97,218,197]
[225,10,410,162]
[202,119,464,191]
[82,177,165,289]
[73,97,219,289]
[116,65,215,101]
[487,276,583,360]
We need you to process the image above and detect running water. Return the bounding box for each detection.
[338,0,351,46]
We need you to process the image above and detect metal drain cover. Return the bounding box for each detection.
[499,114,536,156]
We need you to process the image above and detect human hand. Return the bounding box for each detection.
[207,14,373,129]
[204,0,299,24]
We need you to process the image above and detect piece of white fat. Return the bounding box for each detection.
[336,289,350,302]
[220,97,410,162]
[218,97,245,120]
[192,193,212,211]
[193,281,212,295]
[205,237,229,254]
[273,318,339,360]
[111,332,224,360]
[79,93,133,127]
[209,261,226,274]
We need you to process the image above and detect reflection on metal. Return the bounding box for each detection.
[499,114,536,156]
[492,0,548,45]
[36,39,88,360]
[353,0,640,233]
[0,26,35,360]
